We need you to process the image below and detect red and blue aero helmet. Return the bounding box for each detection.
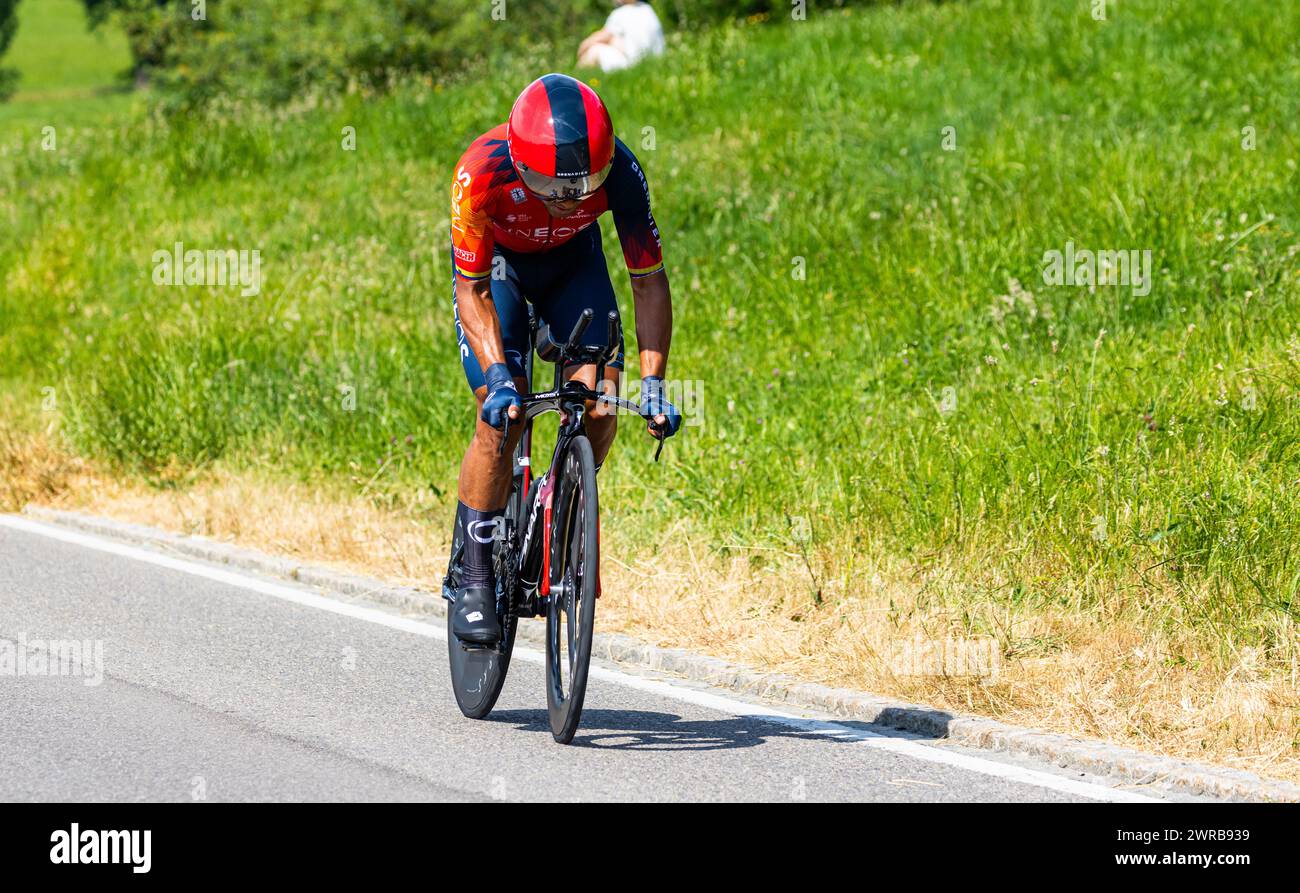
[508,73,615,202]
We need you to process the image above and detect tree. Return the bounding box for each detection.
[0,0,20,101]
[82,0,183,84]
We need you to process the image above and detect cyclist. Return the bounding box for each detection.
[449,73,682,644]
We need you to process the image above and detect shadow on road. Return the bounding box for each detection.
[484,708,936,752]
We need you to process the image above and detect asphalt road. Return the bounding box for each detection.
[0,516,1178,803]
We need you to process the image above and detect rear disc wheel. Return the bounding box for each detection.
[446,494,521,720]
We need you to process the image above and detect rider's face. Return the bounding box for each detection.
[542,197,583,217]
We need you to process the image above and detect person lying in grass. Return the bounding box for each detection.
[578,0,666,72]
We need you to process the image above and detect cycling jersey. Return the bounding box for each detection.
[450,124,664,281]
[453,226,624,393]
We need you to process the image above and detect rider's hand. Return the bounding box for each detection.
[481,363,523,430]
[640,375,682,439]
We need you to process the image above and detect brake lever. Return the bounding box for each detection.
[590,393,666,461]
[648,418,666,462]
[496,415,512,457]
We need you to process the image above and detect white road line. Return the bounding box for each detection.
[1,514,1158,802]
[582,665,1158,801]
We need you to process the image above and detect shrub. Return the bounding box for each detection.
[83,0,875,107]
[0,0,20,100]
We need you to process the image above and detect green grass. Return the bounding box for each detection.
[2,0,1299,663]
[0,0,134,124]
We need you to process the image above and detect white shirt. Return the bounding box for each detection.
[605,2,666,65]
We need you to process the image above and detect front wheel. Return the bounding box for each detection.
[545,434,599,744]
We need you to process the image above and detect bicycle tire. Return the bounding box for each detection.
[445,473,527,720]
[545,434,599,744]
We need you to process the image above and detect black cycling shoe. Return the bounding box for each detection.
[451,585,501,644]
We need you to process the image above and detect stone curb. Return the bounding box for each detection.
[20,505,1300,803]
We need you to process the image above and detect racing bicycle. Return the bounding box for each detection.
[442,308,665,743]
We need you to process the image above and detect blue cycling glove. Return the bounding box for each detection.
[481,363,522,430]
[641,375,682,438]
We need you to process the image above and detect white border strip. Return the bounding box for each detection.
[0,514,1156,802]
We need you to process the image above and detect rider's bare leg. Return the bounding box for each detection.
[457,377,528,512]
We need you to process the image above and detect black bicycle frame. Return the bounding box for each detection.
[503,306,663,616]
[506,308,609,611]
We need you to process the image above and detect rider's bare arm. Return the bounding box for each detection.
[450,141,515,392]
[604,141,669,385]
[631,268,671,381]
[454,275,510,388]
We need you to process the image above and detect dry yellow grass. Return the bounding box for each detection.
[3,426,1296,783]
[1,421,98,512]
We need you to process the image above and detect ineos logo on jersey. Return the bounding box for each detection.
[526,221,594,241]
[468,520,500,544]
[452,166,472,202]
